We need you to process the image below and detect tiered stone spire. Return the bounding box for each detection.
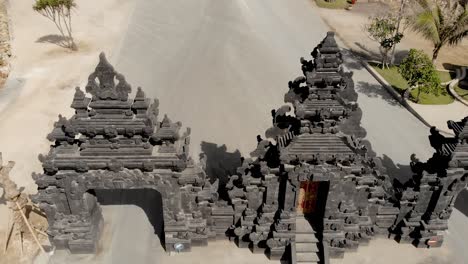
[226,32,398,261]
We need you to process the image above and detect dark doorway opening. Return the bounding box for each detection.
[296,181,329,223]
[296,181,330,263]
[86,188,165,249]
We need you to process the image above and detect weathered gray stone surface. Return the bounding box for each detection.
[31,53,219,254]
[392,121,468,248]
[223,32,468,263]
[31,33,468,263]
[225,32,399,262]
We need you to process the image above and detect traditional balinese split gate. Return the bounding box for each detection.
[30,33,468,264]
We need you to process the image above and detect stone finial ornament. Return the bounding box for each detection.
[85,52,131,101]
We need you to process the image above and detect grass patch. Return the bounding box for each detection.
[371,63,408,94]
[454,84,468,100]
[370,62,454,105]
[409,87,454,104]
[437,71,455,83]
[315,0,350,9]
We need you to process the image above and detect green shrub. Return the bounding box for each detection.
[398,49,441,103]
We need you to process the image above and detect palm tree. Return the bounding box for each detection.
[408,0,468,64]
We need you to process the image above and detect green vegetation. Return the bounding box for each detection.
[399,49,442,102]
[454,84,468,100]
[407,0,468,64]
[371,63,408,94]
[408,87,454,104]
[365,14,404,68]
[33,0,77,50]
[437,70,454,83]
[370,61,454,105]
[315,0,350,9]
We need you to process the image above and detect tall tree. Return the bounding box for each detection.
[408,0,468,64]
[33,0,77,50]
[390,0,407,65]
[365,14,404,69]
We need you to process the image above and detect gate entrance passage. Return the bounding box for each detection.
[296,180,329,231]
[90,188,165,247]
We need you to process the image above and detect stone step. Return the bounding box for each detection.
[289,146,351,151]
[296,242,319,253]
[295,229,317,235]
[296,262,319,264]
[297,252,320,262]
[296,234,318,243]
[295,219,315,233]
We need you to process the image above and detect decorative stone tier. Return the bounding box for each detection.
[393,119,468,248]
[29,33,468,263]
[32,53,218,254]
[227,32,397,263]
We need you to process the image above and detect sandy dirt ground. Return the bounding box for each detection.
[0,0,467,263]
[0,0,136,262]
[0,0,136,195]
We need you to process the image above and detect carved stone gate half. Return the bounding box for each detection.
[32,53,220,254]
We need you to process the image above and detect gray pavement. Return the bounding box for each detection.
[341,50,434,182]
[113,0,328,157]
[0,75,24,114]
[47,0,467,263]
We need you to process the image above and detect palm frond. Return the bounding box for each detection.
[411,10,441,44]
[435,4,443,29]
[447,5,468,45]
[416,0,432,11]
[448,28,468,45]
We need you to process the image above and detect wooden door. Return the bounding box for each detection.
[296,181,319,214]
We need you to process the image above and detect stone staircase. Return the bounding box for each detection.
[294,216,321,264]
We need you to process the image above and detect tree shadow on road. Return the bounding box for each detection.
[36,34,71,49]
[355,81,400,107]
[353,42,409,63]
[341,48,365,70]
[341,44,409,71]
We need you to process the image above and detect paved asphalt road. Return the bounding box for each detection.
[49,0,467,263]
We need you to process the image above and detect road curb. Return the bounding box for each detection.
[361,60,454,136]
[448,79,468,107]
